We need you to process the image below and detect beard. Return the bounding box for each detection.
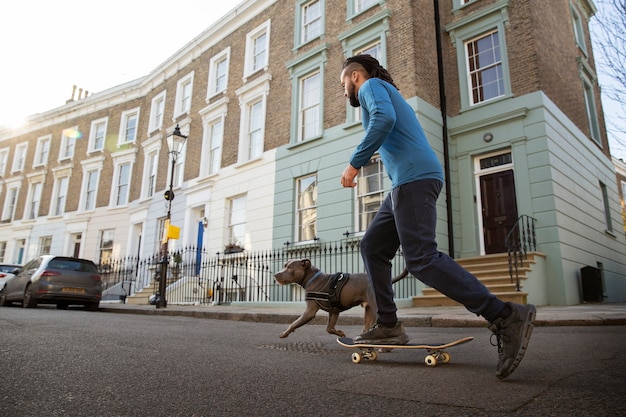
[348,86,360,107]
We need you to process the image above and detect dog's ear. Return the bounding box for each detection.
[301,259,311,269]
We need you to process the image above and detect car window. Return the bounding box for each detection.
[49,259,97,273]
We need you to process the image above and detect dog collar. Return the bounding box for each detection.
[304,270,322,288]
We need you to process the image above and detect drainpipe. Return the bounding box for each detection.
[433,0,455,257]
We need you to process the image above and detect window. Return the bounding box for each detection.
[81,168,100,212]
[0,148,8,176]
[34,135,51,167]
[244,20,271,77]
[12,143,28,172]
[89,118,107,152]
[286,44,329,143]
[175,73,194,116]
[207,118,223,176]
[235,74,270,164]
[208,48,230,98]
[149,92,166,132]
[296,175,317,241]
[248,101,264,160]
[145,151,158,198]
[52,176,69,216]
[446,2,511,110]
[98,229,114,264]
[114,163,131,206]
[466,30,504,105]
[119,109,139,144]
[302,0,322,44]
[582,76,601,144]
[0,241,6,262]
[600,181,613,233]
[60,127,78,159]
[38,236,52,256]
[356,156,384,232]
[2,185,19,222]
[299,71,322,141]
[349,0,378,18]
[570,3,587,54]
[228,195,247,246]
[27,182,42,220]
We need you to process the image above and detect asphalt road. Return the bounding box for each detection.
[1,307,624,417]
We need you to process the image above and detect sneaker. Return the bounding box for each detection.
[489,302,536,379]
[354,322,409,345]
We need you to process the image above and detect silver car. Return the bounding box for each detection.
[0,256,102,310]
[0,263,22,290]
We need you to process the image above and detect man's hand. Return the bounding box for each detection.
[340,164,359,188]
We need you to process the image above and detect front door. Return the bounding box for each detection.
[480,169,518,254]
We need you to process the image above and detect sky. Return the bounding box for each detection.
[1,1,624,160]
[0,0,235,126]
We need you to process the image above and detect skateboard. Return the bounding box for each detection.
[337,336,474,366]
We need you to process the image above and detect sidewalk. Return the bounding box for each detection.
[99,301,626,327]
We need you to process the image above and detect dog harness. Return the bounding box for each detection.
[305,272,351,311]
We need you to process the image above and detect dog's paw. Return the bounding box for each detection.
[279,331,291,338]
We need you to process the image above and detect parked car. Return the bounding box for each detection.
[0,256,102,310]
[0,263,22,290]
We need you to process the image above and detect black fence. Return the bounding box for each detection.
[99,240,419,305]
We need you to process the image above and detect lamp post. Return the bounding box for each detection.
[156,124,188,308]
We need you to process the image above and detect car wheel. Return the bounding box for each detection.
[85,302,99,311]
[0,287,10,307]
[22,284,37,308]
[57,302,69,310]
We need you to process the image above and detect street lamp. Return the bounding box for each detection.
[156,124,188,308]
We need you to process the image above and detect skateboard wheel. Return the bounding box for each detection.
[367,351,378,361]
[351,352,362,364]
[425,354,437,366]
[440,352,451,364]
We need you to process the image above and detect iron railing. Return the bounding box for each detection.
[504,215,537,291]
[99,240,418,305]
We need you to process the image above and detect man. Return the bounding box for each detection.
[339,54,535,379]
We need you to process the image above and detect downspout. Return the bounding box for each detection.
[433,0,455,257]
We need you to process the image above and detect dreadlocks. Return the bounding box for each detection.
[343,54,399,90]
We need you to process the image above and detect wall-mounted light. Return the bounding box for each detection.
[483,132,493,142]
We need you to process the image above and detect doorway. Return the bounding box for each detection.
[477,151,518,254]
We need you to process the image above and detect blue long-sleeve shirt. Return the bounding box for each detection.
[349,78,444,188]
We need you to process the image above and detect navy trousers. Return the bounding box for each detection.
[360,179,506,324]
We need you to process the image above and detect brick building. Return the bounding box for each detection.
[0,0,624,305]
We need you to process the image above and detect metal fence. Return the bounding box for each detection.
[99,240,420,305]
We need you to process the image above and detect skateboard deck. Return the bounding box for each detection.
[337,336,474,366]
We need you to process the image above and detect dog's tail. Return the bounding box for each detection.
[391,268,409,283]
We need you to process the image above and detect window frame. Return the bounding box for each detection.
[149,92,166,133]
[208,47,231,99]
[118,109,140,145]
[175,72,195,117]
[235,74,271,164]
[79,157,104,212]
[227,194,247,247]
[12,143,28,173]
[295,174,318,242]
[89,118,107,153]
[347,0,380,20]
[445,1,512,112]
[244,20,271,79]
[34,135,51,167]
[354,155,385,233]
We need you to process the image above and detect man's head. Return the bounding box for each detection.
[340,54,398,107]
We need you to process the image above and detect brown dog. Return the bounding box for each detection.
[273,259,407,338]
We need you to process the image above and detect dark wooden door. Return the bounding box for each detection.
[480,170,518,254]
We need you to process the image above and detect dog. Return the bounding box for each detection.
[273,259,408,338]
